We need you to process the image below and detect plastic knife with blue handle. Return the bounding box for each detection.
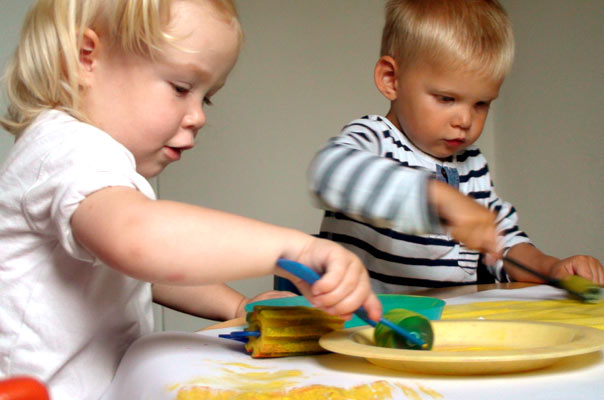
[277,258,426,348]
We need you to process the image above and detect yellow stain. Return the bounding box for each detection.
[176,380,400,400]
[218,362,267,369]
[442,299,604,330]
[395,383,422,400]
[418,384,444,399]
[171,357,443,399]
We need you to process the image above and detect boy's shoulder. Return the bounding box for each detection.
[341,115,391,131]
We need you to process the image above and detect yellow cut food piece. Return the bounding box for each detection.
[374,309,434,350]
[244,306,345,358]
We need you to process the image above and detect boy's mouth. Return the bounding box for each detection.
[444,138,465,148]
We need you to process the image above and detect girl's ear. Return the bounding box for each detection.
[79,28,101,86]
[374,55,399,101]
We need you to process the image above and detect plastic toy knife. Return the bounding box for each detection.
[276,258,427,348]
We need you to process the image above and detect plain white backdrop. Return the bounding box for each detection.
[1,0,602,331]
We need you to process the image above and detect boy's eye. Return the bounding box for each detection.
[171,83,190,95]
[203,97,213,106]
[476,101,491,109]
[436,95,455,103]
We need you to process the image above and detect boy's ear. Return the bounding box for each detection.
[79,28,101,86]
[374,56,399,101]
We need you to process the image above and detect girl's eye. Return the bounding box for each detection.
[476,101,491,109]
[203,97,213,106]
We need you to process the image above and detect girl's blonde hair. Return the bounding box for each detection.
[1,0,240,136]
[381,0,514,79]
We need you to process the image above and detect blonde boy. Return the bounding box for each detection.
[308,0,603,293]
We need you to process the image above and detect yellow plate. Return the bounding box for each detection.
[319,320,604,375]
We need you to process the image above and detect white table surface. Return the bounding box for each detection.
[101,285,604,400]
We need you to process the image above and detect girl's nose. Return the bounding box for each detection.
[183,102,206,133]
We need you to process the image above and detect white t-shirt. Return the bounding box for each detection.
[0,110,155,399]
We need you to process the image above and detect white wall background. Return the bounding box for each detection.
[1,0,602,332]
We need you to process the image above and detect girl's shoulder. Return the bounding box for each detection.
[18,109,134,167]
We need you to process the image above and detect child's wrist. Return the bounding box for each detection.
[424,177,445,234]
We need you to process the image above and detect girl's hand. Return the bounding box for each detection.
[549,255,604,285]
[235,290,298,318]
[278,238,382,322]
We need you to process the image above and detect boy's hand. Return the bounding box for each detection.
[235,290,298,318]
[549,255,604,285]
[278,238,382,322]
[428,180,501,261]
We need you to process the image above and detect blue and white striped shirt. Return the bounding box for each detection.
[308,115,531,293]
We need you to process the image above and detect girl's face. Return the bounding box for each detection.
[386,61,502,160]
[81,0,240,177]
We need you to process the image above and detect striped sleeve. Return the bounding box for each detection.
[488,190,531,251]
[307,123,437,234]
[457,149,532,282]
[485,184,532,281]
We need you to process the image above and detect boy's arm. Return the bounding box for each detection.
[152,283,297,321]
[309,140,437,234]
[505,243,604,285]
[309,139,500,258]
[71,186,382,320]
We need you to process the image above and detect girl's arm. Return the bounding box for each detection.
[152,283,296,321]
[71,186,381,320]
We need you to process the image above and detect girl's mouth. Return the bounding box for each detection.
[164,146,182,161]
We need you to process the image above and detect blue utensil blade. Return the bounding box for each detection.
[276,258,426,347]
[218,334,249,343]
[230,330,261,338]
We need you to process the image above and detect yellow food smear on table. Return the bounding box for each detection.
[442,299,604,330]
[177,380,395,400]
[181,367,303,392]
[173,362,441,400]
[418,384,444,399]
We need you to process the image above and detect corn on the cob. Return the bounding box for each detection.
[244,306,345,358]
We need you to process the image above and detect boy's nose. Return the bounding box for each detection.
[452,107,472,130]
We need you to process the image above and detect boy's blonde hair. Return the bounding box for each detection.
[1,0,240,136]
[381,0,514,79]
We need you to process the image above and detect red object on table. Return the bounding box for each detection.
[0,377,50,400]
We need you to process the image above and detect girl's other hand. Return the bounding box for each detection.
[235,290,298,318]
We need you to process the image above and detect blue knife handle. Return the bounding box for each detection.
[276,258,426,348]
[277,259,321,284]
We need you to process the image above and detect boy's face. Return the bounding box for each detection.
[80,0,240,177]
[386,61,503,160]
